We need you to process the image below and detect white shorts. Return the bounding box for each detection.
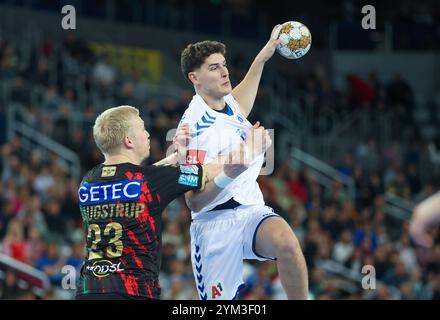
[190,204,281,300]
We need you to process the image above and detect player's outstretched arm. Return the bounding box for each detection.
[186,122,272,212]
[231,25,281,118]
[410,191,440,248]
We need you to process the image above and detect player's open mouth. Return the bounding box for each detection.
[222,81,230,86]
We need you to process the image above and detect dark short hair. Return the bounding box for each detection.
[180,40,226,82]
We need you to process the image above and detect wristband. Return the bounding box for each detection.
[214,171,234,189]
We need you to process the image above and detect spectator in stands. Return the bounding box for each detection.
[0,268,22,299]
[332,229,354,264]
[35,241,65,285]
[64,241,85,274]
[24,226,45,266]
[0,199,15,240]
[353,220,379,254]
[33,164,54,201]
[386,73,414,111]
[0,44,19,80]
[1,218,27,262]
[92,54,116,89]
[17,194,48,237]
[42,200,67,236]
[347,74,376,108]
[383,261,410,288]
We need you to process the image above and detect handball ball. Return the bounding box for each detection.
[274,21,312,59]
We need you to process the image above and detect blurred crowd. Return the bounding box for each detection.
[1,0,439,49]
[1,27,440,300]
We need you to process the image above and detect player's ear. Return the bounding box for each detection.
[123,135,134,149]
[188,72,198,85]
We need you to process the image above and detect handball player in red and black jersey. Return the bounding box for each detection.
[76,105,271,300]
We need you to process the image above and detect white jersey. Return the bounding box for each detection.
[179,94,265,218]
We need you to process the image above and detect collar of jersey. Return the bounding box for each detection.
[195,94,234,118]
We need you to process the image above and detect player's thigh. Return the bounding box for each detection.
[254,216,297,259]
[243,207,297,260]
[190,216,246,300]
[242,207,284,260]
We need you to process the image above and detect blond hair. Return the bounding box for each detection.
[93,105,139,155]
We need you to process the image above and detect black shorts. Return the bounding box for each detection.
[76,293,154,300]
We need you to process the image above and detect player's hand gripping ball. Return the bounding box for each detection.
[274,21,312,59]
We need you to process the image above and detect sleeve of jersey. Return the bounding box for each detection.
[152,164,204,207]
[178,108,196,128]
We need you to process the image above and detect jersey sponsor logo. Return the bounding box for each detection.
[179,165,199,175]
[211,282,223,299]
[186,149,206,165]
[178,174,199,187]
[78,180,142,205]
[86,260,124,278]
[237,115,244,123]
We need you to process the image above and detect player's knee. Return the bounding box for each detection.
[273,231,301,260]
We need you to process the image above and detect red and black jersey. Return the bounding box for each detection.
[76,162,203,299]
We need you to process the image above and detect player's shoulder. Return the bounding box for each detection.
[224,93,238,104]
[180,94,211,127]
[224,93,241,113]
[81,163,103,183]
[183,95,205,115]
[81,163,150,184]
[144,163,179,177]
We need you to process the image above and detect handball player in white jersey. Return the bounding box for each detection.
[177,26,308,300]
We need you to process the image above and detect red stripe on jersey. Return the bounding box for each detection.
[119,273,139,296]
[135,195,151,225]
[137,182,157,240]
[141,182,153,202]
[123,247,144,270]
[134,172,144,180]
[148,216,157,241]
[124,171,134,180]
[127,230,148,253]
[144,280,153,299]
